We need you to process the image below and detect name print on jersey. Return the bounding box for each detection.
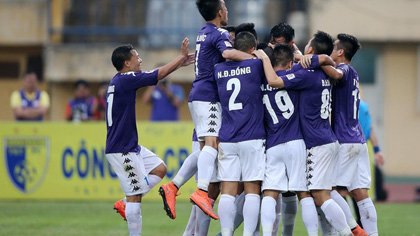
[196,34,207,42]
[217,66,252,79]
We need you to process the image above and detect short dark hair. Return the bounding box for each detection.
[336,33,361,61]
[310,31,334,55]
[235,22,258,40]
[75,79,89,89]
[221,25,236,33]
[23,70,39,80]
[270,23,295,44]
[271,44,294,67]
[234,32,257,52]
[196,0,222,21]
[111,44,134,71]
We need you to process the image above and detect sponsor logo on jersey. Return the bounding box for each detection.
[4,136,50,193]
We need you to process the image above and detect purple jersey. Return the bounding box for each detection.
[215,58,265,142]
[188,23,233,102]
[263,55,321,148]
[262,71,302,149]
[106,70,158,154]
[18,89,43,121]
[331,63,365,143]
[282,65,337,149]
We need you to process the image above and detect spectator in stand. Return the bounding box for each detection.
[93,81,109,120]
[65,79,97,122]
[10,71,50,121]
[142,70,185,121]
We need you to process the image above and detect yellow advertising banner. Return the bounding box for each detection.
[0,122,196,200]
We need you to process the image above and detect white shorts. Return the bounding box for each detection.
[106,146,163,196]
[335,143,371,191]
[306,142,339,191]
[263,139,307,192]
[188,101,222,141]
[217,139,265,182]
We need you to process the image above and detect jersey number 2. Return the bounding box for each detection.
[227,78,243,111]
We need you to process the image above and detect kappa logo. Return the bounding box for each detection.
[132,186,140,192]
[125,165,134,171]
[123,158,132,164]
[4,136,50,193]
[307,159,314,165]
[208,120,217,126]
[128,172,137,178]
[208,114,218,119]
[207,128,216,133]
[122,152,129,156]
[130,179,139,185]
[209,106,218,112]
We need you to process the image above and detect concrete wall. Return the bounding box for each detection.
[309,0,420,41]
[383,44,420,177]
[44,45,196,83]
[0,1,47,45]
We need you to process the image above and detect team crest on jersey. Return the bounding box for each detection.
[4,136,50,193]
[286,74,295,80]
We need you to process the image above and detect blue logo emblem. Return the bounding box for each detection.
[4,137,50,193]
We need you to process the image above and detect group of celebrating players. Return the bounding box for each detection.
[104,0,379,236]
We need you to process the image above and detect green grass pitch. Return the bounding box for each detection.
[0,200,419,235]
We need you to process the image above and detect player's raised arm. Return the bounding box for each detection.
[321,65,343,80]
[157,37,195,80]
[253,49,285,88]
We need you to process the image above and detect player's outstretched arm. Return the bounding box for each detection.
[253,49,285,88]
[321,65,343,80]
[222,48,254,61]
[300,54,335,69]
[156,38,195,80]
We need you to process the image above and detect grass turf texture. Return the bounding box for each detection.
[0,200,419,236]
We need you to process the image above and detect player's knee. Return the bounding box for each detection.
[204,137,219,150]
[150,163,167,179]
[350,188,369,201]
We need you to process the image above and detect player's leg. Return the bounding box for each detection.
[349,144,378,236]
[106,152,149,235]
[308,143,352,236]
[281,139,306,236]
[217,142,240,235]
[218,181,239,236]
[243,181,262,236]
[261,190,280,236]
[189,101,221,219]
[261,143,287,236]
[195,181,220,235]
[333,143,367,235]
[240,139,265,236]
[271,194,281,236]
[317,206,336,236]
[159,150,200,219]
[297,192,319,236]
[183,205,197,236]
[281,192,298,236]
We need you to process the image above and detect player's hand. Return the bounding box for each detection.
[181,37,190,57]
[375,152,385,166]
[267,43,275,49]
[300,55,313,68]
[253,49,269,59]
[181,53,195,67]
